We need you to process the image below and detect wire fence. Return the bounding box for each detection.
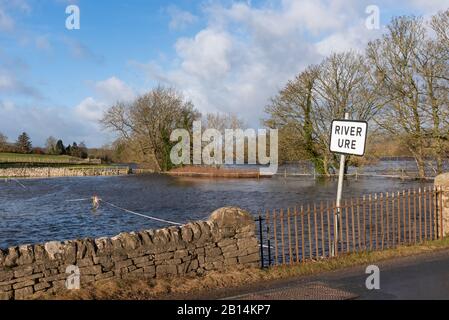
[275,159,449,180]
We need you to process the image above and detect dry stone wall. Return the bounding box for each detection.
[0,207,260,300]
[0,166,129,178]
[435,173,449,236]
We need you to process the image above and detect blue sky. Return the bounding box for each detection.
[0,0,448,147]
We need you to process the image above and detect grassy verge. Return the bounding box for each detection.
[37,237,449,300]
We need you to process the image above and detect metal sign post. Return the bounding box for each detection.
[329,113,368,257]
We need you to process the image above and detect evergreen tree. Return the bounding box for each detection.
[65,144,72,155]
[70,142,80,157]
[55,140,65,155]
[16,132,32,154]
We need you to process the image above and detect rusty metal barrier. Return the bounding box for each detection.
[256,186,444,268]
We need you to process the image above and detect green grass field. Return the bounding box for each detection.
[0,153,80,163]
[0,153,103,167]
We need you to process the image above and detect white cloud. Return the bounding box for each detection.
[63,37,104,63]
[94,76,136,103]
[167,6,198,31]
[0,73,18,91]
[74,97,107,122]
[0,50,42,99]
[72,76,136,137]
[0,100,109,147]
[0,75,135,147]
[0,70,41,98]
[35,35,52,51]
[410,0,449,13]
[316,22,384,56]
[175,29,233,81]
[213,0,346,35]
[139,0,369,123]
[0,0,32,32]
[137,0,439,125]
[2,0,446,147]
[5,0,31,14]
[0,8,14,31]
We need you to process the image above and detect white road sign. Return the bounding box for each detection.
[330,120,368,156]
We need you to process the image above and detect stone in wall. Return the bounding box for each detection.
[0,206,259,300]
[435,173,449,236]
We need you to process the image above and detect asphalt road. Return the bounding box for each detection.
[181,249,449,300]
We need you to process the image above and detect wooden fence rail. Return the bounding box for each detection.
[256,186,444,267]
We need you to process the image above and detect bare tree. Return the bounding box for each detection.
[203,112,245,131]
[367,16,428,177]
[415,32,449,173]
[431,10,449,54]
[201,112,251,167]
[367,14,449,177]
[101,86,200,171]
[314,51,380,173]
[265,52,378,174]
[0,132,8,152]
[265,66,321,169]
[45,136,57,155]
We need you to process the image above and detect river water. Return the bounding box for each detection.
[0,161,436,249]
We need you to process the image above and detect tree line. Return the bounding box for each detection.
[0,132,88,158]
[264,11,448,178]
[45,137,88,158]
[101,10,448,178]
[101,86,249,171]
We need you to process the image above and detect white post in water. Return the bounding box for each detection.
[333,112,349,256]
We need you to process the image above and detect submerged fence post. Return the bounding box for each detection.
[258,214,264,269]
[265,210,272,267]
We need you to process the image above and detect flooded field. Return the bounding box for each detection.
[0,162,435,249]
